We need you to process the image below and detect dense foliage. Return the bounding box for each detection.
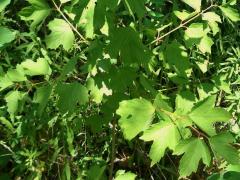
[0,0,240,179]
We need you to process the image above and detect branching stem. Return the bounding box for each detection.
[51,0,88,44]
[150,4,218,45]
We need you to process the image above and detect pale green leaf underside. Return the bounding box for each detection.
[202,12,222,23]
[185,23,204,38]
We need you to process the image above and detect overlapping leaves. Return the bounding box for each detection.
[116,94,236,177]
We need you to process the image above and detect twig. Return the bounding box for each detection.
[149,4,218,45]
[109,119,116,180]
[188,126,209,139]
[51,0,88,44]
[216,90,223,106]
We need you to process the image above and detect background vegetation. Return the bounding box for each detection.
[0,0,240,179]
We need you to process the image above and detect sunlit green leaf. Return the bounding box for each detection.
[202,12,222,23]
[6,65,27,82]
[116,98,155,140]
[198,35,214,54]
[5,91,25,116]
[19,0,51,29]
[189,96,231,136]
[115,170,137,180]
[174,138,211,177]
[0,0,10,12]
[220,6,240,22]
[182,0,201,11]
[21,58,51,76]
[45,18,75,51]
[140,121,180,165]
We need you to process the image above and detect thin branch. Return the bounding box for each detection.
[149,4,218,45]
[109,119,116,180]
[188,126,209,139]
[51,0,88,44]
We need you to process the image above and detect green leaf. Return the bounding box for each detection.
[78,0,95,39]
[0,26,16,47]
[209,132,240,164]
[0,117,14,131]
[185,23,204,38]
[198,35,214,54]
[154,93,173,122]
[140,121,180,165]
[208,21,220,36]
[164,41,191,78]
[123,0,146,18]
[19,0,51,29]
[174,138,211,177]
[182,0,201,11]
[94,66,137,93]
[107,27,152,66]
[33,85,52,115]
[175,91,196,115]
[213,74,231,94]
[5,91,24,116]
[87,163,106,180]
[60,0,71,3]
[208,171,240,180]
[116,98,155,140]
[86,78,103,104]
[21,58,51,76]
[154,93,173,113]
[59,58,77,80]
[202,12,222,23]
[66,126,75,156]
[6,65,27,82]
[45,18,75,51]
[0,75,13,91]
[56,82,88,114]
[63,162,71,180]
[174,10,191,21]
[115,170,137,180]
[0,0,10,12]
[219,6,240,22]
[189,96,232,136]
